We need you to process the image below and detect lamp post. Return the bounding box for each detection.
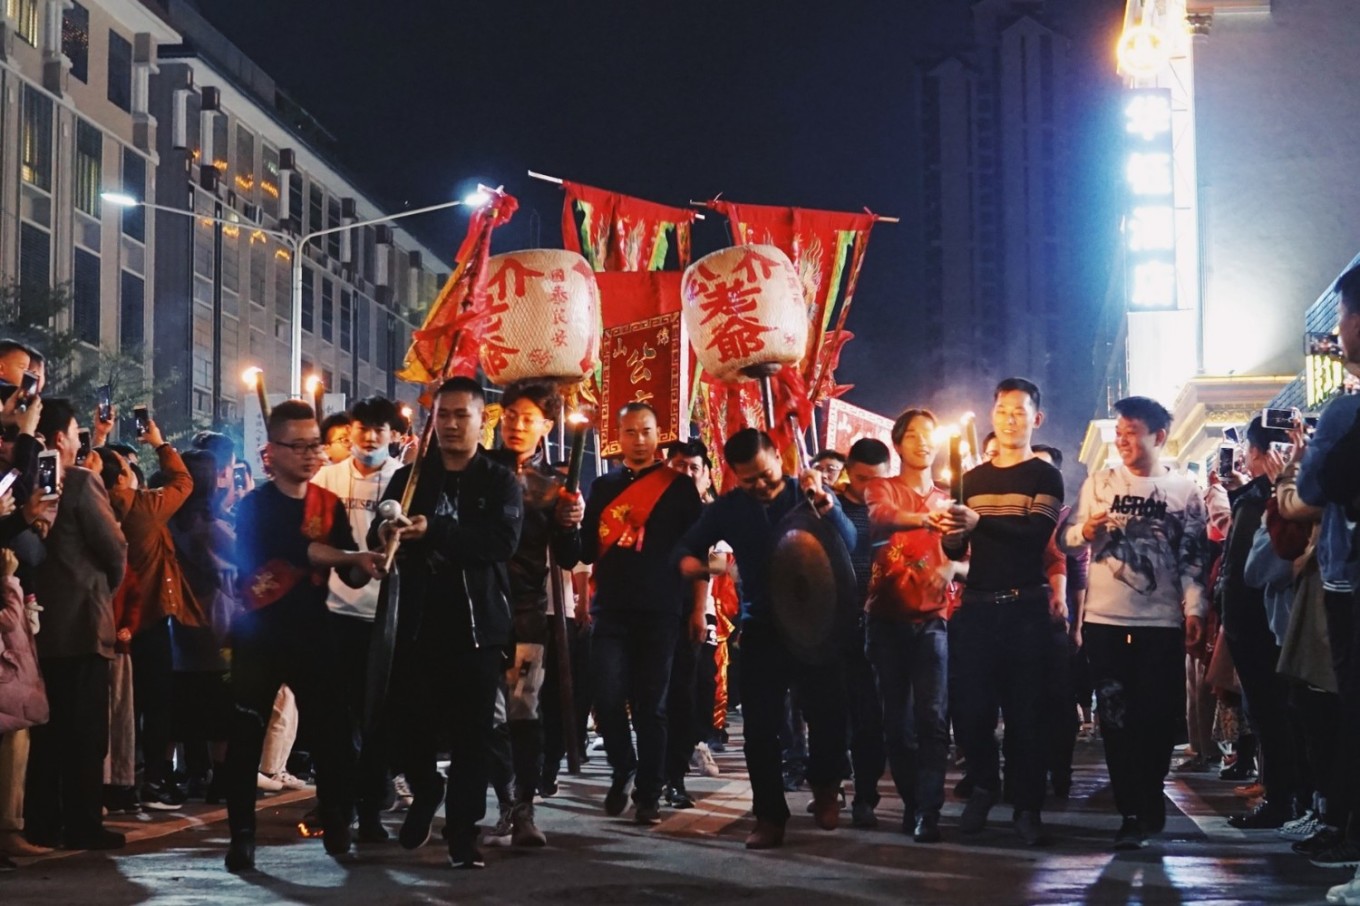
[102,191,483,397]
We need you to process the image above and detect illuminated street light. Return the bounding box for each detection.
[1117,22,1170,80]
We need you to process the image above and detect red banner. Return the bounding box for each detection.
[598,312,686,458]
[562,182,697,272]
[706,201,875,402]
[822,397,900,472]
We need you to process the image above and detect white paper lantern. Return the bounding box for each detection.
[681,244,807,383]
[480,249,601,384]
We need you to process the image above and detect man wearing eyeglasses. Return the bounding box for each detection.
[225,400,386,873]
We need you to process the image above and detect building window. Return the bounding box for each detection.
[340,289,352,352]
[321,278,334,343]
[234,125,255,198]
[250,236,267,307]
[73,120,102,218]
[261,144,280,221]
[357,296,370,362]
[72,248,101,345]
[309,184,324,235]
[211,113,229,173]
[121,147,145,241]
[327,198,341,258]
[20,85,53,192]
[107,30,132,112]
[275,245,291,318]
[288,171,304,230]
[120,271,144,352]
[301,267,314,333]
[63,2,90,82]
[19,224,51,307]
[8,0,38,45]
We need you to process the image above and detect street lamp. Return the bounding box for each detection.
[101,190,485,396]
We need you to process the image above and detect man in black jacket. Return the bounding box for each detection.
[484,379,580,847]
[373,377,523,869]
[568,402,702,824]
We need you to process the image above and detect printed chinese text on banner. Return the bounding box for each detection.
[598,312,687,458]
[706,200,875,403]
[822,397,900,472]
[562,181,697,272]
[398,190,519,387]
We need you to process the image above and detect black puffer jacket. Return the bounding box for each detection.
[370,449,523,649]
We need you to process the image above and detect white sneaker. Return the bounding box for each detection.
[274,771,311,790]
[1327,869,1360,905]
[690,742,721,778]
[256,772,284,792]
[481,801,514,848]
[390,774,414,812]
[1279,809,1319,841]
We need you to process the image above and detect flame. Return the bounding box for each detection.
[242,366,263,387]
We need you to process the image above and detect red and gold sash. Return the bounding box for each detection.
[243,484,339,611]
[597,466,680,555]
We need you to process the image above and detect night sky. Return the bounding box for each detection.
[193,0,1126,451]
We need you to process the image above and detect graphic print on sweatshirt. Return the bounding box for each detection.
[1092,478,1185,596]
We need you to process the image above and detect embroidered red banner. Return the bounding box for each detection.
[598,311,686,458]
[562,181,697,272]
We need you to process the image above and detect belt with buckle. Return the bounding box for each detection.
[964,585,1049,604]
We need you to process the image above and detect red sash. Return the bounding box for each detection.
[597,466,680,554]
[243,484,339,611]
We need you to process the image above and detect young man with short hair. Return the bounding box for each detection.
[941,378,1064,845]
[677,428,856,849]
[864,412,956,842]
[311,396,403,843]
[837,438,891,828]
[483,379,581,847]
[225,400,385,871]
[320,414,352,466]
[1061,396,1207,848]
[373,378,523,869]
[570,402,703,824]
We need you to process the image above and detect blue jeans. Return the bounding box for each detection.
[590,610,678,804]
[866,616,949,818]
[949,592,1051,813]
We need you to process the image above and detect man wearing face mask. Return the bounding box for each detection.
[311,397,403,842]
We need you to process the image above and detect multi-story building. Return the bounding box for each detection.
[0,0,175,378]
[916,0,1077,427]
[149,0,443,431]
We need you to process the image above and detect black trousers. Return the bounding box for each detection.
[1224,596,1303,805]
[949,592,1051,814]
[665,632,700,785]
[844,625,886,808]
[390,633,503,844]
[542,617,591,785]
[224,600,354,841]
[591,610,677,804]
[740,620,847,824]
[328,611,389,820]
[1084,624,1185,823]
[131,619,174,786]
[1325,589,1360,834]
[25,654,111,843]
[1044,619,1081,787]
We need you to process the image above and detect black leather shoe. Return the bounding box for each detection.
[634,800,662,825]
[225,837,256,872]
[1114,816,1148,850]
[1228,799,1292,830]
[356,814,390,844]
[605,772,634,817]
[913,813,942,843]
[1013,810,1046,846]
[664,784,695,810]
[960,787,997,834]
[1219,760,1256,782]
[400,777,444,849]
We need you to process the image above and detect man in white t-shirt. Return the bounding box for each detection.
[311,396,403,842]
[1061,395,1207,851]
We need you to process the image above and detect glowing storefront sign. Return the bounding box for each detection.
[1124,88,1177,312]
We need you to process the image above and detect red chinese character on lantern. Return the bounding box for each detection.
[552,307,569,325]
[529,348,551,370]
[731,247,785,283]
[550,268,566,282]
[705,315,772,364]
[688,267,763,326]
[553,328,567,348]
[548,284,570,305]
[487,258,545,302]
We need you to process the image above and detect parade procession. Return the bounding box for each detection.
[2,1,1360,904]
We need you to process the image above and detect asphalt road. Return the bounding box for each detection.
[0,723,1341,905]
